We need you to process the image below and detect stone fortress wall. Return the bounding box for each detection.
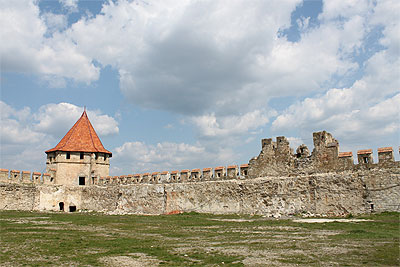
[1,131,399,216]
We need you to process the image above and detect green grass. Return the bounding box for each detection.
[0,211,399,266]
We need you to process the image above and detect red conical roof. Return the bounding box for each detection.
[45,110,112,156]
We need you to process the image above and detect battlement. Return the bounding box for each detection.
[248,131,398,178]
[1,131,398,188]
[0,169,55,184]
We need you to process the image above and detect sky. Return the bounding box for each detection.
[1,0,399,175]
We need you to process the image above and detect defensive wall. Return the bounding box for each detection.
[1,131,399,216]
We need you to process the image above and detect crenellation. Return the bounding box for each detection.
[142,173,150,183]
[125,174,133,184]
[112,176,120,185]
[214,166,226,180]
[378,147,394,164]
[239,164,249,178]
[227,165,238,179]
[170,171,179,182]
[295,144,309,159]
[275,136,293,165]
[10,170,21,183]
[190,169,200,182]
[32,172,42,184]
[357,149,373,165]
[180,170,190,182]
[338,152,354,170]
[0,169,9,182]
[160,171,169,183]
[21,171,31,183]
[42,173,54,185]
[311,131,339,171]
[151,172,160,184]
[202,168,212,181]
[133,174,142,183]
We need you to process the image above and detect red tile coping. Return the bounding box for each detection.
[180,169,189,173]
[152,172,159,175]
[120,175,126,178]
[357,149,372,155]
[113,176,119,179]
[0,168,8,172]
[22,171,31,174]
[170,171,179,174]
[378,147,393,153]
[43,173,51,176]
[203,168,212,171]
[191,169,200,172]
[106,176,112,179]
[133,174,141,177]
[338,152,353,158]
[33,172,41,175]
[143,173,150,176]
[227,165,238,169]
[214,166,224,171]
[50,168,56,171]
[240,164,249,168]
[161,171,168,175]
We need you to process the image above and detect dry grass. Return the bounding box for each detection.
[0,211,399,266]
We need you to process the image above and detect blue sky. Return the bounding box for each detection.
[1,0,399,175]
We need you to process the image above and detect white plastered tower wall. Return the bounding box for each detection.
[46,152,110,185]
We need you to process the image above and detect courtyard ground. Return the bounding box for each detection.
[0,210,399,266]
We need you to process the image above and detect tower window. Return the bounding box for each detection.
[80,152,84,159]
[104,154,107,161]
[66,152,70,159]
[95,153,98,160]
[79,176,85,185]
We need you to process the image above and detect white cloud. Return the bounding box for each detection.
[59,0,79,12]
[0,102,45,145]
[41,12,68,34]
[34,103,119,138]
[66,0,310,115]
[59,0,376,120]
[0,0,99,85]
[192,110,272,138]
[272,60,399,146]
[2,0,399,169]
[112,141,208,174]
[271,0,400,148]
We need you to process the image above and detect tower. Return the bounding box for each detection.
[45,110,112,185]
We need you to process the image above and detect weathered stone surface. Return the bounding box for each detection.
[1,130,399,216]
[1,166,398,216]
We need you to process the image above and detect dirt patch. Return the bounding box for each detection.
[100,253,160,267]
[293,218,372,223]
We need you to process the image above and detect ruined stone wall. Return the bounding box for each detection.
[1,165,398,216]
[1,131,398,216]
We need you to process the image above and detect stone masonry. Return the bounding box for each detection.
[0,130,399,216]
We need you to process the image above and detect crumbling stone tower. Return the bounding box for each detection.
[45,110,112,185]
